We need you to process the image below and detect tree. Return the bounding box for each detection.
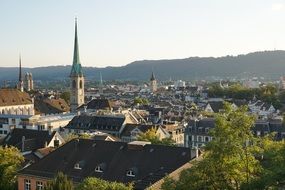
[44,172,74,190]
[137,127,175,146]
[76,177,133,190]
[247,137,285,189]
[162,103,261,190]
[134,97,149,105]
[60,91,70,104]
[0,146,24,190]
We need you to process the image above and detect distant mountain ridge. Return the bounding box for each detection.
[1,50,285,82]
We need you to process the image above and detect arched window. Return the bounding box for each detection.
[79,80,83,89]
[72,80,76,89]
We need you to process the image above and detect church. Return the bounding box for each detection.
[70,19,85,113]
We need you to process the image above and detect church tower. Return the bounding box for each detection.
[70,18,84,112]
[17,55,24,92]
[150,71,157,93]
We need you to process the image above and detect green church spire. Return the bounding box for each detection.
[70,18,83,77]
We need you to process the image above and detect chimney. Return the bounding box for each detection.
[21,136,25,152]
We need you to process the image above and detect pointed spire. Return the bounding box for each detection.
[19,54,22,82]
[150,71,156,81]
[70,17,83,77]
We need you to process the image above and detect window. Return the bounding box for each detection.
[205,136,209,142]
[205,128,209,133]
[74,163,81,170]
[36,181,43,190]
[3,130,7,134]
[12,119,16,124]
[198,136,202,142]
[95,166,103,173]
[54,140,59,147]
[0,124,2,128]
[79,80,83,89]
[126,170,135,177]
[72,80,76,88]
[24,179,31,190]
[198,127,203,133]
[0,130,2,134]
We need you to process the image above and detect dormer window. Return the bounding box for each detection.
[126,170,135,177]
[74,163,81,170]
[74,160,85,170]
[95,166,103,173]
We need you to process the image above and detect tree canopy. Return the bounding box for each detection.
[137,127,175,146]
[44,172,74,190]
[76,177,133,190]
[0,146,24,190]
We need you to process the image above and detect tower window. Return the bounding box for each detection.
[72,80,76,88]
[79,80,83,89]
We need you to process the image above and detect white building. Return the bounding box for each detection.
[0,89,34,116]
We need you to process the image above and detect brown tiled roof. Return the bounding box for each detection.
[0,88,32,106]
[35,98,70,115]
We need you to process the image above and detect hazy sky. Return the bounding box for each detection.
[1,0,285,68]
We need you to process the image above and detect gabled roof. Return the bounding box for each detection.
[77,99,113,110]
[2,128,56,152]
[19,139,196,190]
[0,89,32,106]
[120,124,158,137]
[207,101,224,113]
[65,114,126,132]
[34,98,70,115]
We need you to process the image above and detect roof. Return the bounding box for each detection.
[35,98,70,115]
[78,99,113,110]
[120,124,158,137]
[2,128,56,152]
[0,88,33,106]
[70,19,83,77]
[65,114,126,132]
[208,101,224,113]
[19,139,196,190]
[150,71,156,81]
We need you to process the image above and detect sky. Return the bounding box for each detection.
[1,0,285,68]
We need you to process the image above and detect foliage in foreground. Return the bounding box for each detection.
[44,173,133,190]
[76,177,133,190]
[0,146,24,190]
[162,103,285,190]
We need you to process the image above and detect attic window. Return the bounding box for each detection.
[95,166,103,173]
[126,170,135,177]
[74,160,85,170]
[74,163,81,170]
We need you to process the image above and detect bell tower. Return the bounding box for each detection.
[150,71,157,93]
[70,18,84,112]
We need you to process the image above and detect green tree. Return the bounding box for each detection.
[44,172,74,190]
[76,177,133,190]
[60,91,71,104]
[162,103,261,190]
[137,127,175,146]
[0,146,24,190]
[134,97,149,105]
[247,137,285,189]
